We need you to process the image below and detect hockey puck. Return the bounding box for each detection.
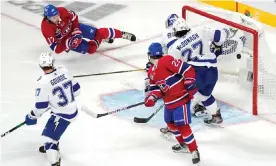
[236,54,241,59]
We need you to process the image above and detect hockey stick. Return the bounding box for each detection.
[1,121,26,138]
[133,104,164,123]
[73,69,145,78]
[81,102,145,118]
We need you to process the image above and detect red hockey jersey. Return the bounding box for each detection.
[148,55,196,109]
[41,7,79,54]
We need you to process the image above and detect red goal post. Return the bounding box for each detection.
[182,5,259,115]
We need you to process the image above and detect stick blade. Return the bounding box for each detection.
[133,117,149,123]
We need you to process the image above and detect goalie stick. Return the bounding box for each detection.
[81,101,145,118]
[133,104,164,123]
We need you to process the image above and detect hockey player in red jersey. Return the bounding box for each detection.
[41,4,136,55]
[144,42,200,165]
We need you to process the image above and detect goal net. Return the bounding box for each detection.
[182,5,276,116]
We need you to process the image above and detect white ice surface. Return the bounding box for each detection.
[1,1,276,166]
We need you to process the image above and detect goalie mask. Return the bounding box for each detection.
[172,18,190,33]
[165,14,179,28]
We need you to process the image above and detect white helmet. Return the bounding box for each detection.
[39,52,55,68]
[165,14,179,28]
[172,18,190,33]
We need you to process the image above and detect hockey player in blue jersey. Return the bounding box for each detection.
[168,18,225,124]
[25,52,81,166]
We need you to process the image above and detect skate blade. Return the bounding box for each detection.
[193,161,200,166]
[172,150,190,153]
[160,133,175,142]
[193,112,208,118]
[205,123,224,128]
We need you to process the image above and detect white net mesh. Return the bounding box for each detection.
[183,5,276,116]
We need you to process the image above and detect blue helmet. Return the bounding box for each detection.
[165,14,179,28]
[44,4,59,18]
[147,42,164,58]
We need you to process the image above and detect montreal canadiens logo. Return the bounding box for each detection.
[156,80,169,93]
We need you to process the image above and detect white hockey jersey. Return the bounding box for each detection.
[33,67,80,120]
[168,27,228,67]
[162,26,178,53]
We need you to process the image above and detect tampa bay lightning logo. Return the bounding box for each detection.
[166,14,179,28]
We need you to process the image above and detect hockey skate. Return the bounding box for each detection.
[160,126,171,134]
[160,126,174,142]
[171,143,189,153]
[191,150,200,165]
[39,142,60,153]
[193,104,207,117]
[204,109,223,124]
[103,38,114,44]
[52,158,61,166]
[122,31,136,41]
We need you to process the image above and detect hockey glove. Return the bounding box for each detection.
[210,41,222,57]
[146,62,153,72]
[66,34,83,50]
[145,94,157,107]
[25,111,38,125]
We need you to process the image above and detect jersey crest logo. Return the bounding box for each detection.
[62,22,72,36]
[156,80,169,93]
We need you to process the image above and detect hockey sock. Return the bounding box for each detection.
[87,40,100,54]
[177,125,198,152]
[45,142,60,164]
[167,123,184,143]
[95,28,122,42]
[202,95,218,115]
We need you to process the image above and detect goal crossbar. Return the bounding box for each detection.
[182,5,259,115]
